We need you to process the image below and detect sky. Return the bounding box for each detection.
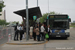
[3,0,75,23]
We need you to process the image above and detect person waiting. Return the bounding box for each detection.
[40,24,45,41]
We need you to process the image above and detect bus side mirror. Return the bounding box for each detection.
[69,18,71,22]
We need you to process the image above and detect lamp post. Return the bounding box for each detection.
[47,0,49,26]
[26,0,29,40]
[37,0,38,7]
[48,0,49,15]
[0,0,3,3]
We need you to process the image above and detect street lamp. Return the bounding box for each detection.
[48,0,49,15]
[37,0,38,7]
[47,0,49,26]
[0,0,3,3]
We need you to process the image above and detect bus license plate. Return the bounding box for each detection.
[56,35,61,37]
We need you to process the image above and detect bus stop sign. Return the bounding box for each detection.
[47,16,49,19]
[33,16,37,20]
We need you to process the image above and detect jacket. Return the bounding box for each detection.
[35,28,39,35]
[46,27,50,33]
[30,26,33,33]
[41,26,45,32]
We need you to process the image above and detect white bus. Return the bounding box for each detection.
[46,15,71,39]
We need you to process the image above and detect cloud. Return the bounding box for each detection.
[3,0,75,22]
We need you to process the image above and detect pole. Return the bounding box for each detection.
[47,0,49,26]
[48,0,49,15]
[26,0,29,40]
[37,0,38,7]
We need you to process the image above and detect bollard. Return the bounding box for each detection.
[8,34,11,42]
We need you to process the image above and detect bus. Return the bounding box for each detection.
[46,14,71,39]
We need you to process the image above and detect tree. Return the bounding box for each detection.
[12,21,19,24]
[0,20,9,25]
[0,1,5,12]
[40,11,61,23]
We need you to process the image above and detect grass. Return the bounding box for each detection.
[70,25,75,27]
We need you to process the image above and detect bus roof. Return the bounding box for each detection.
[49,14,69,19]
[49,14,68,16]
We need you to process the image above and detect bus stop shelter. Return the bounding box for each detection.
[13,7,42,20]
[13,7,42,26]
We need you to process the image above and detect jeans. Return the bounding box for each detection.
[14,30,19,40]
[37,35,40,41]
[40,32,44,41]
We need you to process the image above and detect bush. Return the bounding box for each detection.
[0,20,9,25]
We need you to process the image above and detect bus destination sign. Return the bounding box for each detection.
[49,15,68,19]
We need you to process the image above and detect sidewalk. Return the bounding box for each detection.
[6,38,47,45]
[0,35,48,50]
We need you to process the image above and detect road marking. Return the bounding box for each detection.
[0,41,8,47]
[0,43,6,47]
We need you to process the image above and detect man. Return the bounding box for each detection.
[40,24,45,41]
[14,23,19,41]
[19,24,24,42]
[46,25,50,41]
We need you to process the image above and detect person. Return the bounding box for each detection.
[46,25,50,41]
[35,26,40,41]
[40,24,45,41]
[19,24,24,42]
[14,23,19,41]
[33,26,36,41]
[29,25,33,39]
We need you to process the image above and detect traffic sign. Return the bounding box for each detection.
[33,16,37,20]
[47,16,49,19]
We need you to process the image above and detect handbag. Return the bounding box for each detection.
[45,33,49,39]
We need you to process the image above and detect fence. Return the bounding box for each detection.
[0,26,14,40]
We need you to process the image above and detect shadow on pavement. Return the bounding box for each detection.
[49,37,68,40]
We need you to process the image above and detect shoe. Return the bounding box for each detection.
[38,40,40,41]
[14,39,16,40]
[16,40,19,41]
[47,40,49,41]
[34,39,36,41]
[41,39,44,41]
[14,40,16,41]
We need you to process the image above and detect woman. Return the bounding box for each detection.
[33,27,36,41]
[35,26,40,41]
[30,25,33,39]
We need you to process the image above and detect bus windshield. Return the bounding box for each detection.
[49,20,69,29]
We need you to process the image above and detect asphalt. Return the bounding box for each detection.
[0,27,75,50]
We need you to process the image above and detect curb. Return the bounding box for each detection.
[6,41,48,45]
[0,43,7,47]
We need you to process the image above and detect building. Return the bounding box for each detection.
[0,10,6,21]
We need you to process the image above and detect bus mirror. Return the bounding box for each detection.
[69,18,71,22]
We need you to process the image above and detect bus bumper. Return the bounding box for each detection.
[50,33,70,38]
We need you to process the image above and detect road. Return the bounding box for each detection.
[0,27,75,50]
